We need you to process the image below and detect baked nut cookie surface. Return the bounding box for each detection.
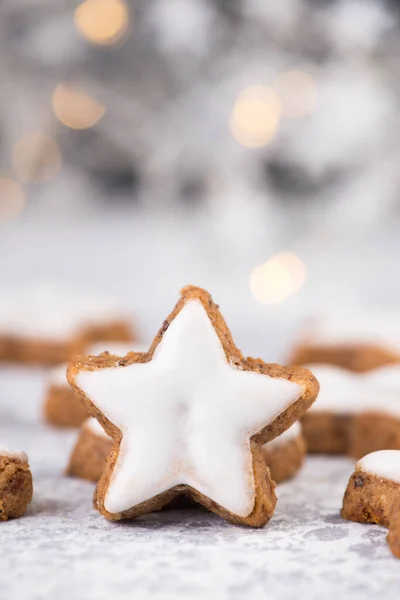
[262,422,306,484]
[341,450,400,559]
[0,447,33,520]
[0,286,135,365]
[388,499,400,558]
[67,418,111,482]
[290,314,400,372]
[44,343,144,428]
[301,364,400,457]
[68,286,318,527]
[44,363,89,428]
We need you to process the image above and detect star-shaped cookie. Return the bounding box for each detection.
[68,286,318,527]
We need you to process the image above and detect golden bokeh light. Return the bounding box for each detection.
[0,177,25,224]
[74,0,129,45]
[52,84,106,129]
[272,70,318,118]
[12,134,62,183]
[230,86,281,148]
[249,253,306,305]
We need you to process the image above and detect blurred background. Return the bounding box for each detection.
[1,0,400,360]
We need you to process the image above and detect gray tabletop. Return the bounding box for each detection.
[0,366,399,600]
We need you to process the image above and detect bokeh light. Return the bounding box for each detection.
[74,0,129,46]
[52,84,106,130]
[272,70,318,118]
[0,177,25,224]
[230,86,281,148]
[249,253,306,304]
[12,134,62,183]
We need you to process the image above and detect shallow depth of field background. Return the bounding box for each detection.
[1,0,400,359]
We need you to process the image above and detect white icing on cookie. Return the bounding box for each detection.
[307,364,400,416]
[302,313,400,354]
[267,422,301,448]
[0,284,129,341]
[0,446,28,462]
[83,418,109,439]
[76,300,305,518]
[357,450,400,484]
[364,364,400,389]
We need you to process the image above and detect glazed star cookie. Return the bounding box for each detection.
[0,447,33,520]
[0,285,136,365]
[301,364,400,457]
[68,286,318,526]
[290,313,400,372]
[341,450,400,559]
[67,419,306,485]
[43,342,144,428]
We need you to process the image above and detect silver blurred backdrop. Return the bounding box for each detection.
[1,0,400,359]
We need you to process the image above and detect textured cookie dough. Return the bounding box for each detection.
[0,447,33,521]
[68,420,306,486]
[388,499,400,558]
[262,422,306,484]
[341,450,400,559]
[351,412,400,460]
[68,286,319,527]
[67,419,110,481]
[301,364,400,458]
[289,313,400,372]
[44,343,144,428]
[0,286,135,365]
[44,364,89,428]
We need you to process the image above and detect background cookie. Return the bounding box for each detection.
[66,418,110,482]
[0,285,136,365]
[341,450,400,527]
[290,313,400,372]
[341,450,400,559]
[262,422,306,484]
[0,447,33,521]
[43,342,144,428]
[301,364,400,457]
[388,499,400,559]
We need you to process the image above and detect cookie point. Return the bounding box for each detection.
[180,284,209,297]
[180,286,215,312]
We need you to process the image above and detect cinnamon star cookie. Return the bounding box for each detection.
[68,286,318,527]
[341,450,400,559]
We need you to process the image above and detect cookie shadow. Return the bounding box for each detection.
[110,506,217,530]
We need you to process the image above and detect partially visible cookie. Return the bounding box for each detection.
[43,363,89,428]
[0,447,33,521]
[341,450,400,559]
[262,422,306,483]
[0,286,136,365]
[341,450,400,527]
[44,342,144,428]
[68,285,319,527]
[66,418,110,482]
[290,313,400,372]
[350,412,400,460]
[301,364,400,457]
[388,499,400,558]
